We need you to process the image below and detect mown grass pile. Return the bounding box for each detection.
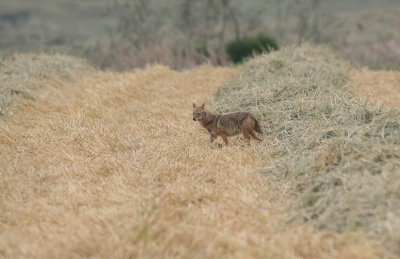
[1,50,386,258]
[211,45,400,255]
[0,54,91,115]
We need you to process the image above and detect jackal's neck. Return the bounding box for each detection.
[200,112,217,127]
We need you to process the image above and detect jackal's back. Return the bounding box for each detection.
[217,112,253,135]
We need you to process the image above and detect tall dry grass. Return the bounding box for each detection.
[75,41,229,71]
[0,54,383,258]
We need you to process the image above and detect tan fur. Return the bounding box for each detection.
[193,102,263,145]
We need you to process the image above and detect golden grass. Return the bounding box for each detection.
[351,68,400,110]
[0,64,383,258]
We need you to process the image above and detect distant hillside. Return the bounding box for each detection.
[0,0,399,69]
[0,0,115,53]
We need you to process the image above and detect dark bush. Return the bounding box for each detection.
[225,34,278,63]
[194,44,210,58]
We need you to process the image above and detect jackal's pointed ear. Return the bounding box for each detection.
[193,102,196,108]
[201,102,205,108]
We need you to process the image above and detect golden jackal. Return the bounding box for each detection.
[193,102,263,145]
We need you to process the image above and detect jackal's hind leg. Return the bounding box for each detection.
[249,130,262,141]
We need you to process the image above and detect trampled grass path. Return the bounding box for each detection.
[0,65,391,258]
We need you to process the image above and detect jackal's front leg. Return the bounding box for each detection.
[210,134,217,143]
[221,134,228,145]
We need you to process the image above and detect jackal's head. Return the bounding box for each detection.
[193,102,206,122]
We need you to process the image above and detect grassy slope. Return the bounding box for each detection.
[0,54,92,115]
[0,52,389,258]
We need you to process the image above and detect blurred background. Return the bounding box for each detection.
[1,0,399,70]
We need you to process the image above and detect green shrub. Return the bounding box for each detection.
[225,34,278,63]
[194,44,210,58]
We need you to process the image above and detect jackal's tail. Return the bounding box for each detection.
[252,117,263,135]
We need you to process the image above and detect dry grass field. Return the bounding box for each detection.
[351,68,400,110]
[1,48,399,258]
